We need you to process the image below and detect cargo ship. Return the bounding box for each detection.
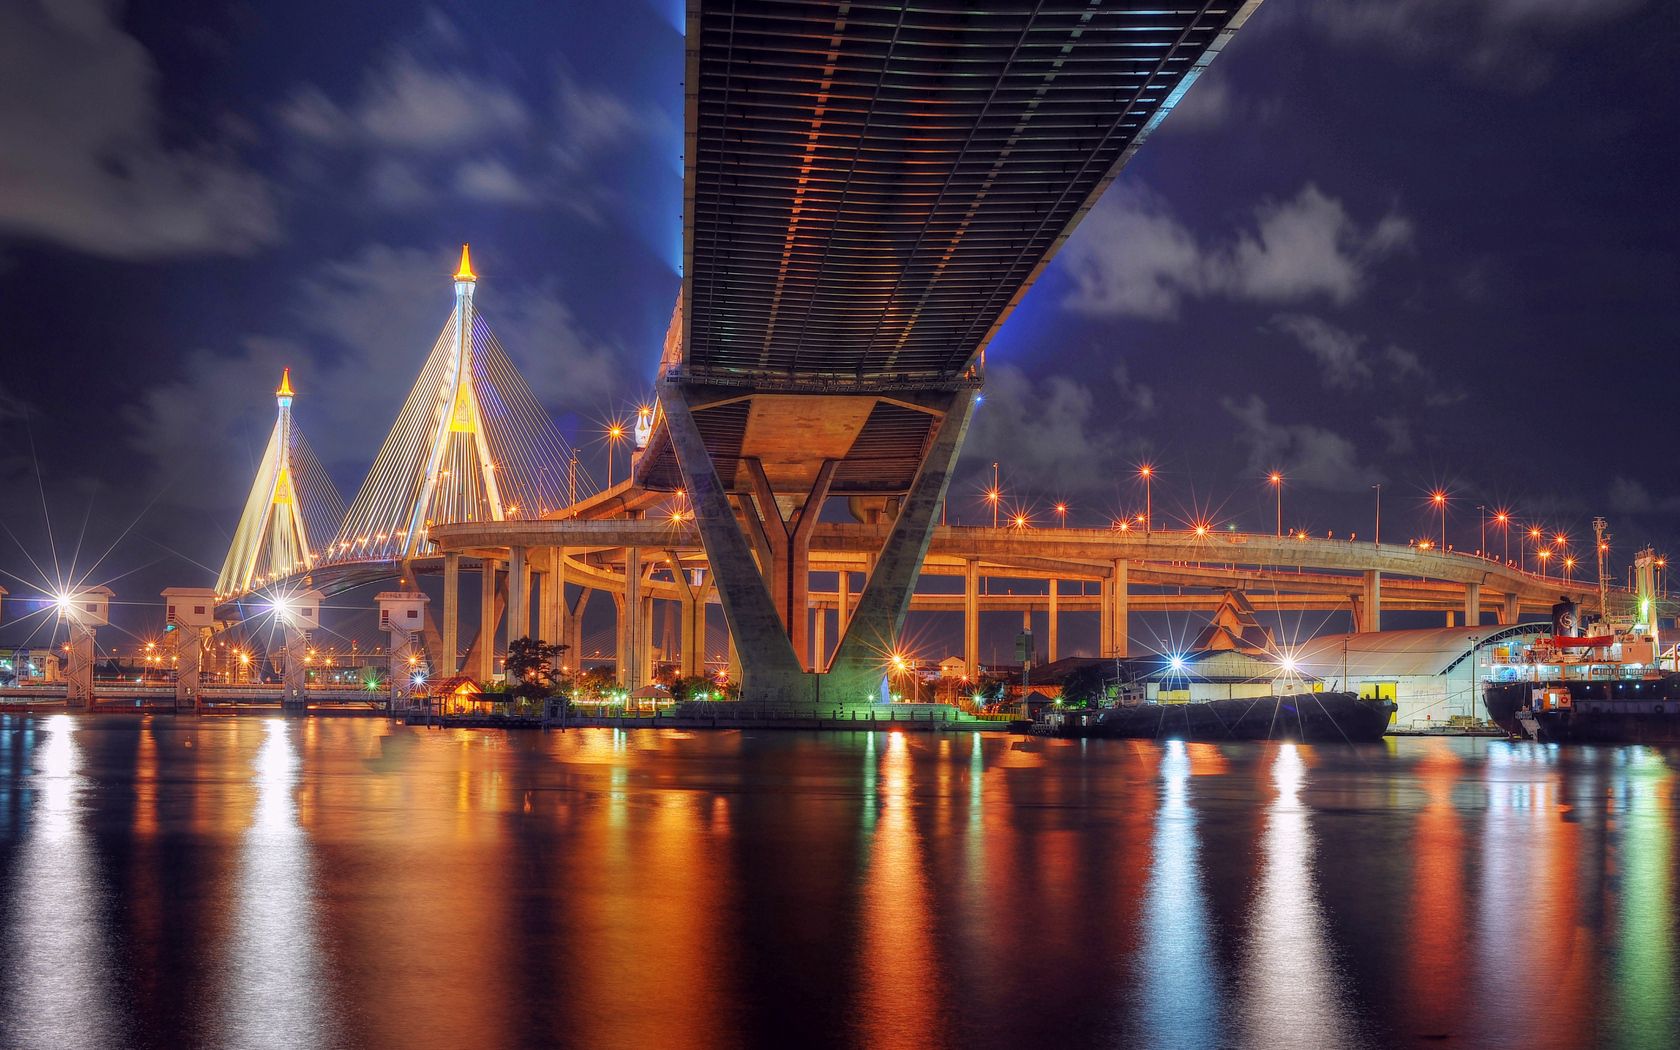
[1052,691,1396,743]
[1483,594,1680,744]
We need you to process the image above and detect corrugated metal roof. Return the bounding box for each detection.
[1291,624,1547,679]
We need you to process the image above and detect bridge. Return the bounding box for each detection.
[12,1,1659,712]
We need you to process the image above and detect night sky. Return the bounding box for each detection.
[2,0,1677,652]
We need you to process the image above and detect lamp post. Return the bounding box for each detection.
[1138,464,1154,533]
[1431,490,1448,550]
[1538,548,1552,578]
[985,461,1001,528]
[1478,504,1486,557]
[1268,471,1283,537]
[605,421,626,489]
[1564,555,1576,585]
[1055,502,1068,529]
[1495,510,1510,564]
[1371,484,1382,546]
[1528,526,1543,573]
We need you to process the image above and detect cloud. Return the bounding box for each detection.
[1270,314,1372,389]
[1608,476,1680,516]
[280,51,528,152]
[0,0,278,258]
[454,158,537,205]
[963,364,1148,495]
[1062,184,1410,319]
[125,243,634,505]
[1301,0,1647,89]
[1221,394,1382,492]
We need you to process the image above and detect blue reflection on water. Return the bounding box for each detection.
[1138,739,1222,1048]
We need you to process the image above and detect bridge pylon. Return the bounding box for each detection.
[332,246,586,564]
[217,369,345,597]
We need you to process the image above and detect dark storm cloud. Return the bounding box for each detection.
[0,0,277,257]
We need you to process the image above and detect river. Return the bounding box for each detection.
[0,714,1674,1049]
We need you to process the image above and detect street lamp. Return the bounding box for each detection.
[1477,504,1486,557]
[1371,484,1382,546]
[1268,471,1284,537]
[1430,490,1448,550]
[604,421,627,488]
[1054,502,1068,528]
[1538,548,1552,578]
[985,461,1001,528]
[1137,464,1154,533]
[1564,555,1576,584]
[1495,509,1510,564]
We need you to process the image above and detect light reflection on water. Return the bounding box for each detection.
[0,715,119,1050]
[0,718,1675,1049]
[1137,739,1220,1049]
[217,719,336,1050]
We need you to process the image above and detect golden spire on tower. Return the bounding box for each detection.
[277,367,294,398]
[454,243,476,282]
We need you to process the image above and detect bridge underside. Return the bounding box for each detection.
[644,0,1262,702]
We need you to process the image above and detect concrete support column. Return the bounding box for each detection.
[1446,610,1456,627]
[963,558,980,680]
[1102,559,1129,658]
[830,390,978,698]
[548,548,569,647]
[1464,581,1481,628]
[1363,570,1382,633]
[564,588,589,672]
[837,569,851,634]
[1047,579,1059,663]
[476,557,498,681]
[619,547,642,688]
[744,457,836,671]
[282,626,309,711]
[442,552,460,675]
[660,386,806,701]
[673,569,708,678]
[812,602,826,671]
[65,624,96,709]
[507,546,530,641]
[1502,591,1520,626]
[640,595,656,684]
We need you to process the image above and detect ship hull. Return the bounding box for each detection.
[1484,678,1680,745]
[1079,692,1394,743]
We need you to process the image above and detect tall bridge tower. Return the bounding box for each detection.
[333,246,584,563]
[217,369,345,596]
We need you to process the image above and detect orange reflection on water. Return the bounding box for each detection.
[857,731,947,1049]
[1404,740,1466,1037]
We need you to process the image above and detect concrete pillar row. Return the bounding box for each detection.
[1363,570,1382,633]
[442,552,461,675]
[1047,578,1059,663]
[963,558,980,680]
[507,545,530,642]
[475,557,499,681]
[1464,581,1481,628]
[619,547,642,689]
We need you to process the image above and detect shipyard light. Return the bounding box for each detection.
[1168,654,1186,674]
[1279,655,1298,674]
[53,592,73,615]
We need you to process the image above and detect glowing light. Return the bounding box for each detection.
[1168,654,1186,673]
[1012,513,1029,529]
[1279,655,1298,674]
[984,488,1001,504]
[1268,472,1282,485]
[1193,522,1210,537]
[1431,490,1447,506]
[276,368,294,398]
[1138,464,1154,479]
[454,243,476,282]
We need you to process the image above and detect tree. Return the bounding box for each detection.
[1059,664,1108,708]
[505,636,568,700]
[669,675,714,702]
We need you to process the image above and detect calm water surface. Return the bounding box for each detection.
[0,714,1676,1049]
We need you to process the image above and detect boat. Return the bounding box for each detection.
[1054,691,1395,743]
[1483,529,1680,743]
